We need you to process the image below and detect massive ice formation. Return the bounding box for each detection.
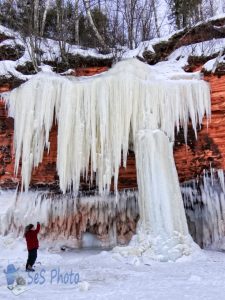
[3,58,211,259]
[7,58,210,194]
[182,169,225,249]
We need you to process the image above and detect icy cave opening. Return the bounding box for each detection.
[2,58,211,260]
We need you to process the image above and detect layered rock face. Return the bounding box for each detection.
[174,74,225,182]
[174,73,225,248]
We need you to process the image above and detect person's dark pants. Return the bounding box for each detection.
[26,248,37,269]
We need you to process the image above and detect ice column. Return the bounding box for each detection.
[135,129,188,237]
[114,130,195,261]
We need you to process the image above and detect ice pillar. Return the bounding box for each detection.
[135,129,188,237]
[113,129,196,261]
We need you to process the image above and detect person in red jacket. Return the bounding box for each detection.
[24,222,40,272]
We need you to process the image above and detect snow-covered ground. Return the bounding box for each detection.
[0,236,225,300]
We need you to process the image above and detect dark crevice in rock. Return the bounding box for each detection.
[0,33,14,43]
[44,54,113,73]
[0,76,26,90]
[16,62,37,75]
[0,44,25,61]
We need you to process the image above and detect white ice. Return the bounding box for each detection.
[113,130,196,262]
[2,58,211,261]
[6,58,211,195]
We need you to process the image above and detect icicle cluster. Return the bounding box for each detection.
[0,189,139,247]
[7,59,211,194]
[182,169,225,248]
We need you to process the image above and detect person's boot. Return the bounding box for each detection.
[26,265,35,272]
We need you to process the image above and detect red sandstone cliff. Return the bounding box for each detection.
[174,73,225,182]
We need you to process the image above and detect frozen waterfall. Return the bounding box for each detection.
[6,58,210,194]
[113,130,195,261]
[136,130,188,237]
[2,58,211,260]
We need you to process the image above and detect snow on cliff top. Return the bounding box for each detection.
[0,25,112,60]
[0,24,112,80]
[1,12,225,81]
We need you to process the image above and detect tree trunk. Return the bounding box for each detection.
[26,37,39,72]
[83,0,108,49]
[56,0,68,64]
[33,0,40,36]
[74,0,80,45]
[40,0,50,37]
[152,0,160,38]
